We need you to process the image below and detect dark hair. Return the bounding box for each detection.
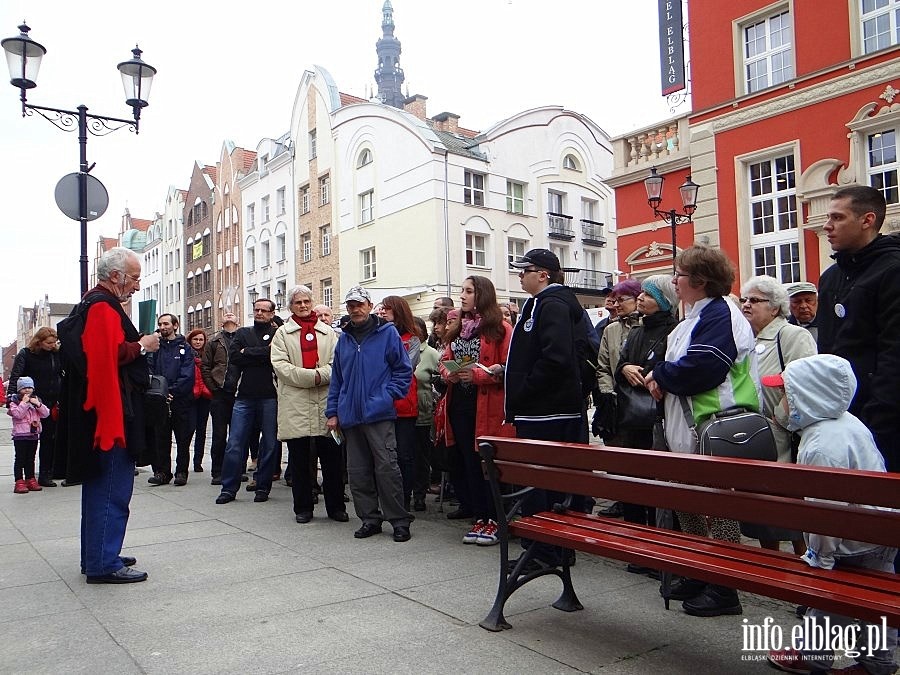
[465,276,505,342]
[548,270,566,285]
[381,295,416,336]
[28,327,58,353]
[186,329,207,347]
[833,185,887,230]
[412,317,428,342]
[428,306,449,325]
[434,296,454,308]
[676,245,735,298]
[254,298,276,312]
[158,313,179,327]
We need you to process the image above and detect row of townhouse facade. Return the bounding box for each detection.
[87,1,618,333]
[609,0,900,287]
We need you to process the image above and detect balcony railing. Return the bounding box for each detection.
[547,212,574,240]
[562,268,613,295]
[581,219,606,246]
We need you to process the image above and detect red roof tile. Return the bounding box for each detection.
[340,91,367,106]
[203,165,218,183]
[241,150,257,172]
[102,237,117,251]
[132,218,152,231]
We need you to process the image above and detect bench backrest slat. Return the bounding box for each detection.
[479,436,900,509]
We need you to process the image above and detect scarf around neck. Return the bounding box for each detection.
[292,314,319,368]
[460,313,482,340]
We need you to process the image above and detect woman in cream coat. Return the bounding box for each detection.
[271,286,347,524]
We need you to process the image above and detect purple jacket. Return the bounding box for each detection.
[8,399,50,439]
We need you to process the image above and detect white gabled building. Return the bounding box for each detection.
[161,186,186,324]
[240,132,296,319]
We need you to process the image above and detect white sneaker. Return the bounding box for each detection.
[476,519,500,546]
[463,519,486,544]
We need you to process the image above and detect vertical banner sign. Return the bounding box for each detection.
[659,0,685,95]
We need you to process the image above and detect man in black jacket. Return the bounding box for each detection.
[215,299,280,505]
[201,312,239,484]
[817,185,900,473]
[146,314,194,486]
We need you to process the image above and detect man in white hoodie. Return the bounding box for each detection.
[764,354,896,675]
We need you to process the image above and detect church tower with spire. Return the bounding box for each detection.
[374,0,405,108]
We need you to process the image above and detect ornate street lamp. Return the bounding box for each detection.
[643,166,700,273]
[248,288,260,305]
[274,288,285,311]
[2,23,156,294]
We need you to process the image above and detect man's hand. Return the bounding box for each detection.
[644,373,663,401]
[326,416,339,431]
[621,364,645,387]
[139,333,160,353]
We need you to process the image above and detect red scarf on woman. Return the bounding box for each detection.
[292,314,319,368]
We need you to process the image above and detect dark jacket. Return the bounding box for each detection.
[147,334,195,401]
[817,234,900,471]
[230,322,278,400]
[6,347,63,405]
[201,329,237,395]
[325,316,412,429]
[505,284,584,421]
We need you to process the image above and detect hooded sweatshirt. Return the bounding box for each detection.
[780,354,890,569]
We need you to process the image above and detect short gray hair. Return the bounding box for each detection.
[741,275,789,317]
[288,285,314,305]
[97,247,139,281]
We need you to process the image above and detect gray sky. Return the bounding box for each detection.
[0,0,687,344]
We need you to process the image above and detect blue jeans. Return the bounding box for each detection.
[220,398,277,497]
[81,445,135,576]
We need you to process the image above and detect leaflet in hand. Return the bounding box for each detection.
[442,359,493,374]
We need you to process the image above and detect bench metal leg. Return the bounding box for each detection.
[480,535,514,631]
[552,550,584,613]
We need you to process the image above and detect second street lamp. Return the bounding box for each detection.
[2,23,156,295]
[643,166,700,273]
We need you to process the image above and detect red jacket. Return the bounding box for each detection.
[438,322,514,452]
[193,357,212,400]
[393,332,419,418]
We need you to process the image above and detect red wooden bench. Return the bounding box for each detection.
[476,436,900,632]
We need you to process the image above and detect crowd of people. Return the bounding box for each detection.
[3,184,897,674]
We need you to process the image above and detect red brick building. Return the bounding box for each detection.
[609,0,900,286]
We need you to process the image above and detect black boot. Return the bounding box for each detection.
[38,474,58,488]
[662,577,706,601]
[682,584,742,617]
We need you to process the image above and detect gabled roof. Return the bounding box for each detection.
[240,150,257,173]
[202,165,218,184]
[48,302,76,315]
[340,91,367,106]
[431,128,486,160]
[132,218,152,232]
[102,237,117,252]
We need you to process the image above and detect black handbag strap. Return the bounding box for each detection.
[775,327,786,372]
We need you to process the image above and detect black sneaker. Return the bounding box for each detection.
[682,585,742,617]
[173,473,188,486]
[147,473,171,486]
[210,476,222,486]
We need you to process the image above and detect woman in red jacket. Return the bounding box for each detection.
[438,276,512,546]
[380,296,421,512]
[187,329,212,472]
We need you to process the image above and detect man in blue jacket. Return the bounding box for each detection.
[147,313,195,486]
[326,286,413,542]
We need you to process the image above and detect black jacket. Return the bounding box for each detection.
[6,347,63,405]
[147,334,195,401]
[230,322,278,400]
[505,284,584,421]
[817,234,900,471]
[615,309,678,383]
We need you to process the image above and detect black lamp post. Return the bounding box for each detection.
[274,288,285,311]
[643,166,700,273]
[2,23,156,295]
[248,288,259,305]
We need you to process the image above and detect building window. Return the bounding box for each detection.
[321,225,331,256]
[276,233,286,262]
[301,233,312,262]
[300,186,310,215]
[276,187,286,215]
[507,238,526,269]
[357,148,372,167]
[506,181,524,214]
[867,127,899,204]
[466,233,487,267]
[861,0,900,54]
[261,240,271,268]
[261,196,270,223]
[360,190,374,224]
[319,175,330,206]
[563,154,580,171]
[202,232,211,255]
[748,154,800,282]
[550,244,568,268]
[743,10,793,94]
[361,247,377,280]
[464,170,485,206]
[246,203,255,230]
[322,278,333,309]
[309,129,317,159]
[203,269,211,292]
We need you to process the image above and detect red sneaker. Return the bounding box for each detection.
[25,478,42,491]
[13,479,28,494]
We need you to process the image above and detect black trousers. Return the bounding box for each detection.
[413,424,432,500]
[209,393,234,478]
[38,414,57,480]
[169,400,193,476]
[287,436,344,516]
[13,438,38,480]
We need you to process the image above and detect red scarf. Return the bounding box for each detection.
[292,314,319,368]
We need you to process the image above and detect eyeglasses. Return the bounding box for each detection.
[124,272,141,284]
[612,296,636,304]
[673,272,690,279]
[517,268,542,277]
[739,296,770,305]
